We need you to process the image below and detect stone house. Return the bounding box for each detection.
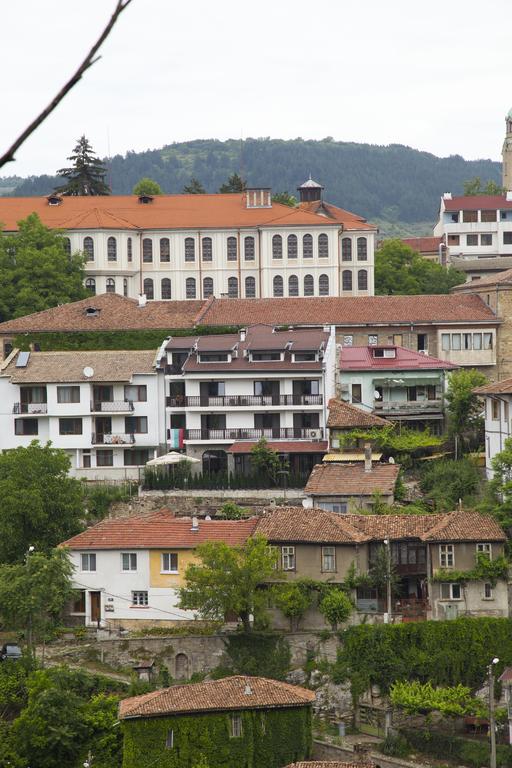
[303,459,400,513]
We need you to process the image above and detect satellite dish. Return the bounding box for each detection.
[374,390,381,399]
[83,366,94,378]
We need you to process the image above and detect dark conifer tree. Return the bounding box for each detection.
[55,136,110,195]
[182,177,206,194]
[219,172,246,193]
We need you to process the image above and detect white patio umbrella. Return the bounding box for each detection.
[146,452,200,467]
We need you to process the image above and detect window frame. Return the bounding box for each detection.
[59,417,83,436]
[160,237,170,262]
[184,237,196,262]
[288,274,299,296]
[230,714,243,738]
[281,545,296,571]
[142,238,153,263]
[161,552,179,574]
[303,233,313,259]
[226,236,237,261]
[287,234,298,259]
[80,553,97,572]
[161,278,172,300]
[203,276,214,298]
[318,233,329,258]
[273,275,284,297]
[272,234,283,259]
[439,544,454,568]
[131,590,148,606]
[322,546,336,572]
[245,276,256,298]
[202,236,213,262]
[304,274,314,296]
[57,385,80,404]
[186,277,196,299]
[319,273,329,296]
[440,582,461,600]
[244,236,255,261]
[476,542,492,560]
[122,552,138,572]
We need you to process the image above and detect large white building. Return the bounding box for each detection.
[0,181,377,301]
[474,376,512,478]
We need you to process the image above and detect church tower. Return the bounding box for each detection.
[502,108,512,191]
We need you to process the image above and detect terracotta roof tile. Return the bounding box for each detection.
[304,463,399,497]
[118,675,315,719]
[298,200,376,231]
[228,441,327,454]
[401,236,444,253]
[474,377,512,395]
[340,345,458,371]
[420,511,506,542]
[255,506,366,543]
[327,399,389,429]
[451,267,512,291]
[1,349,157,383]
[442,195,512,212]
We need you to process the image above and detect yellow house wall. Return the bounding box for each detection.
[149,549,198,588]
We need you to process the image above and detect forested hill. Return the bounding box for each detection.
[2,138,501,225]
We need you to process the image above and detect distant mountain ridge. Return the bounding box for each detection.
[1,138,501,226]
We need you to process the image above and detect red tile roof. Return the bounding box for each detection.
[228,441,328,454]
[304,463,399,497]
[402,236,443,252]
[451,267,512,291]
[327,399,389,429]
[442,195,512,212]
[420,511,506,542]
[256,506,365,544]
[474,377,512,395]
[340,345,458,371]
[298,200,376,231]
[119,675,315,719]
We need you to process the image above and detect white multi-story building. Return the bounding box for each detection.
[0,181,376,301]
[474,376,512,478]
[0,349,165,479]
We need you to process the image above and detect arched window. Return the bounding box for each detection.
[244,236,255,261]
[106,277,115,293]
[228,276,238,298]
[160,237,170,262]
[185,237,195,262]
[318,233,329,258]
[357,237,367,261]
[83,236,94,261]
[273,275,284,297]
[245,276,256,298]
[127,237,132,262]
[202,237,212,262]
[161,278,172,299]
[227,236,237,261]
[63,237,71,256]
[272,234,283,259]
[358,269,368,290]
[186,277,196,299]
[142,238,153,262]
[288,274,299,296]
[342,270,352,291]
[319,273,329,295]
[287,234,298,259]
[143,278,154,300]
[303,233,313,258]
[304,274,314,296]
[85,277,96,294]
[107,236,117,261]
[342,238,352,261]
[123,278,128,297]
[203,277,213,298]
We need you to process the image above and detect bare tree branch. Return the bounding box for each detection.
[0,0,133,170]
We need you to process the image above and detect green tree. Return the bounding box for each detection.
[375,239,465,295]
[273,581,313,630]
[178,535,278,631]
[420,458,481,511]
[0,213,87,321]
[219,172,246,193]
[272,191,297,207]
[218,501,249,520]
[183,177,206,194]
[463,177,505,196]
[318,588,352,630]
[250,438,287,483]
[483,436,512,529]
[132,177,162,195]
[0,442,83,563]
[444,368,487,452]
[82,693,123,768]
[55,136,110,196]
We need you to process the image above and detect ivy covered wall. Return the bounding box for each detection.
[122,706,312,768]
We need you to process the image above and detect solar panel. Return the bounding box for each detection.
[15,351,30,368]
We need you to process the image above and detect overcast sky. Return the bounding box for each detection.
[1,0,510,178]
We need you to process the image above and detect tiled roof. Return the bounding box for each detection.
[340,345,458,371]
[228,441,327,454]
[402,236,444,252]
[119,675,315,719]
[474,377,512,395]
[442,195,512,212]
[298,200,376,231]
[255,506,366,544]
[1,349,157,383]
[420,511,506,542]
[344,513,443,541]
[61,510,258,550]
[200,295,497,327]
[327,398,388,429]
[0,293,204,334]
[451,267,512,291]
[304,463,399,497]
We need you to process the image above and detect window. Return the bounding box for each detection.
[466,234,478,246]
[57,386,80,403]
[15,419,38,436]
[451,333,461,351]
[202,237,212,262]
[230,714,243,738]
[81,553,96,571]
[318,233,329,258]
[294,352,316,361]
[123,278,128,297]
[122,553,137,571]
[143,278,154,300]
[463,333,472,350]
[107,236,117,261]
[82,450,91,468]
[161,278,172,299]
[132,591,148,606]
[142,238,153,262]
[481,210,497,222]
[85,277,96,294]
[59,418,82,435]
[357,237,367,260]
[319,274,329,295]
[226,236,237,261]
[484,333,493,350]
[63,237,71,256]
[439,544,454,568]
[303,233,313,258]
[160,237,170,262]
[473,333,482,350]
[124,385,147,402]
[106,277,115,293]
[72,591,86,613]
[440,583,461,600]
[442,333,450,352]
[322,546,336,572]
[287,234,297,259]
[203,277,214,298]
[476,543,492,559]
[84,237,94,261]
[343,335,353,346]
[358,269,368,290]
[161,552,178,573]
[368,335,378,345]
[186,277,196,299]
[484,583,493,599]
[351,383,362,403]
[286,274,299,297]
[322,502,348,514]
[273,275,283,297]
[245,276,256,298]
[304,274,314,296]
[244,236,255,261]
[251,352,281,361]
[185,237,195,261]
[462,210,478,223]
[96,449,113,467]
[165,730,174,749]
[228,276,238,298]
[127,237,132,262]
[272,234,283,259]
[447,234,460,245]
[281,546,295,570]
[491,399,500,420]
[125,416,148,434]
[342,270,352,291]
[342,238,352,261]
[503,232,512,245]
[199,352,229,362]
[124,448,150,466]
[481,234,492,246]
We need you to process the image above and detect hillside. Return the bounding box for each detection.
[1,138,501,230]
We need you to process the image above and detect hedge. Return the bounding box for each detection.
[400,728,512,768]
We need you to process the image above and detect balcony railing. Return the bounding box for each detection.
[13,402,48,414]
[164,364,184,375]
[183,427,324,441]
[92,433,135,445]
[374,400,443,414]
[90,401,134,413]
[166,394,323,408]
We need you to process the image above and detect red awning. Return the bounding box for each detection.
[228,441,328,454]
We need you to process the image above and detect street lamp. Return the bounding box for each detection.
[383,538,392,624]
[489,657,500,768]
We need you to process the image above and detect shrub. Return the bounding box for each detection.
[318,589,352,630]
[380,732,411,758]
[419,458,482,510]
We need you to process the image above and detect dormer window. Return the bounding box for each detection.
[372,348,396,358]
[138,194,153,204]
[198,353,230,363]
[85,307,100,317]
[47,194,62,206]
[293,352,317,362]
[250,352,282,361]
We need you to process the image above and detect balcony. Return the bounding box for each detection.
[13,402,48,415]
[183,427,324,441]
[374,400,443,416]
[90,401,134,413]
[164,364,184,375]
[166,394,323,408]
[92,433,135,445]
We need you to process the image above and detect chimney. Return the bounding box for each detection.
[364,443,372,473]
[244,683,253,695]
[138,294,147,308]
[443,192,452,200]
[191,516,199,531]
[245,188,272,208]
[240,328,247,342]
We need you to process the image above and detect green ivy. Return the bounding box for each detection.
[212,633,292,681]
[431,554,509,587]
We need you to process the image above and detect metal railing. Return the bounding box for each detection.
[166,394,323,408]
[13,402,48,414]
[374,400,442,414]
[183,427,324,441]
[92,433,135,445]
[90,401,134,412]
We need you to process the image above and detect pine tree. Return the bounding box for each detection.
[55,136,110,196]
[219,172,246,193]
[183,177,206,194]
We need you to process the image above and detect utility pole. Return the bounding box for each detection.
[489,657,500,768]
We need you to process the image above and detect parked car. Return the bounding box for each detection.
[0,643,22,661]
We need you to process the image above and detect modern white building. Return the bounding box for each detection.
[474,376,512,478]
[0,349,165,479]
[0,182,377,301]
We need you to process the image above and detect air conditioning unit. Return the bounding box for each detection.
[310,431,317,438]
[418,350,428,355]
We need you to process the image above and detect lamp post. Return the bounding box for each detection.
[489,657,500,768]
[383,538,392,624]
[25,545,35,651]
